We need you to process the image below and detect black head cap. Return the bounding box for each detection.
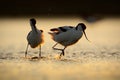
[77,23,90,42]
[76,23,86,30]
[78,23,86,30]
[30,18,36,25]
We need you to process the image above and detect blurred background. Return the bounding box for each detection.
[0,0,120,17]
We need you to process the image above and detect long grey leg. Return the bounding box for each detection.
[39,45,41,58]
[52,43,63,51]
[25,43,29,58]
[60,46,66,56]
[52,43,58,49]
[52,43,66,56]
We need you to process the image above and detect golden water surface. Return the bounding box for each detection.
[0,16,120,80]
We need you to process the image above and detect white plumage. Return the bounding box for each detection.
[49,23,89,58]
[25,18,44,58]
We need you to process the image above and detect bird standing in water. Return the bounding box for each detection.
[25,18,44,58]
[49,23,90,58]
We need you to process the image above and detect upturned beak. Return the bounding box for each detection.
[83,30,91,42]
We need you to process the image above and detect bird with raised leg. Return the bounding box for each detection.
[48,23,90,59]
[25,18,44,59]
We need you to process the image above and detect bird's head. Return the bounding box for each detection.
[76,23,90,42]
[30,18,36,25]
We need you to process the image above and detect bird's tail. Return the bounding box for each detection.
[48,32,55,36]
[48,32,55,40]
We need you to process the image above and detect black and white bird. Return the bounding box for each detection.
[25,18,44,58]
[49,23,90,58]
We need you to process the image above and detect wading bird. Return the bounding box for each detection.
[49,23,90,58]
[25,18,44,58]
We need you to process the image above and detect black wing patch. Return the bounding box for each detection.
[50,28,59,34]
[59,27,67,32]
[50,28,59,31]
[40,30,43,33]
[69,26,74,28]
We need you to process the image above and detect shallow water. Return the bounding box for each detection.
[0,16,120,80]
